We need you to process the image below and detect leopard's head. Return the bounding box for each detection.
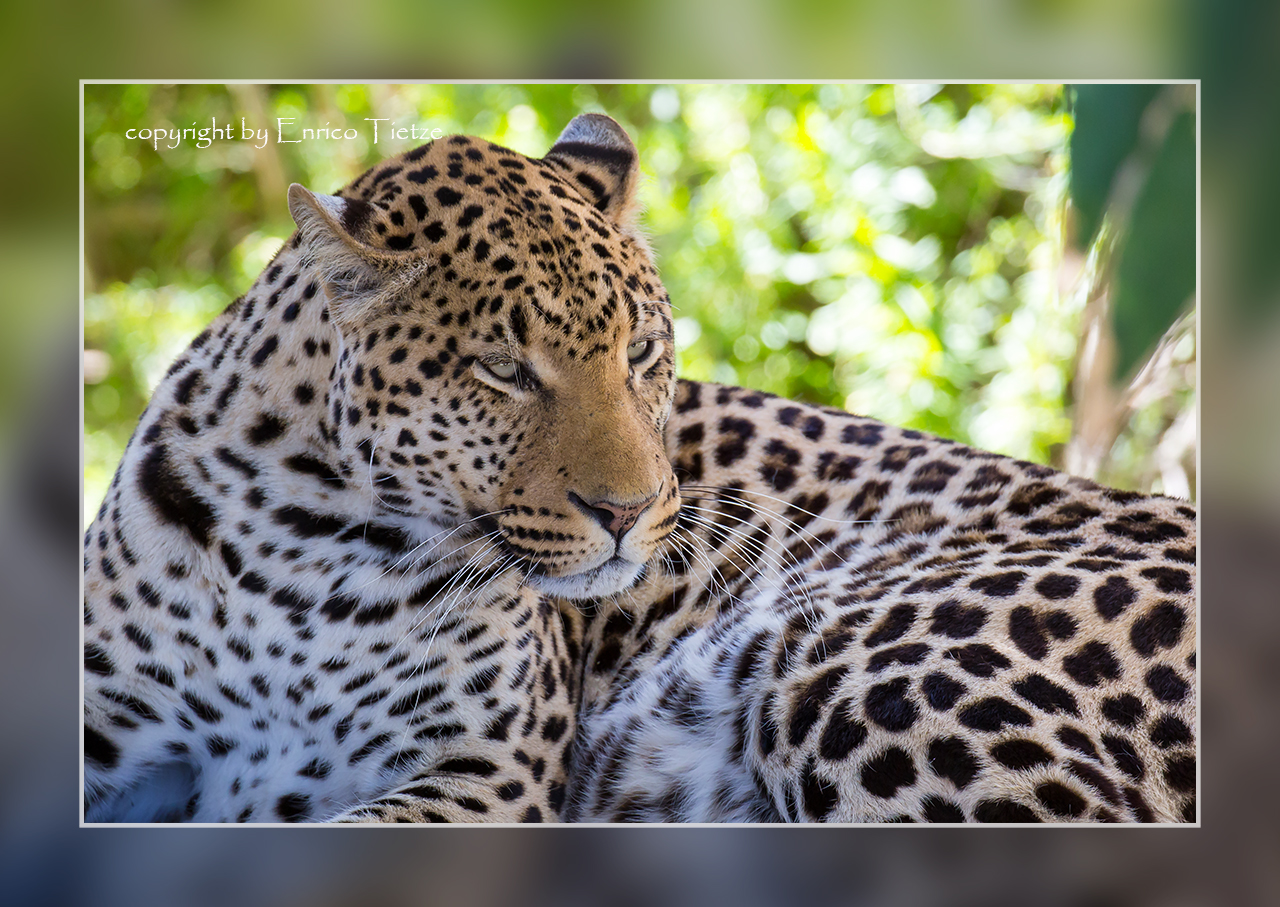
[288,115,679,599]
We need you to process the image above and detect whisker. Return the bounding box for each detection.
[363,509,511,590]
[679,482,893,528]
[678,510,802,594]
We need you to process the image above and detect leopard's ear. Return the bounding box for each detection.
[544,114,641,229]
[287,185,419,326]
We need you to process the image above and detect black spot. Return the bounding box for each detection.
[276,793,311,822]
[863,677,919,732]
[990,739,1054,770]
[958,697,1033,732]
[921,796,966,822]
[1093,575,1137,619]
[246,413,288,446]
[867,642,930,672]
[298,758,331,780]
[1129,602,1187,658]
[1007,482,1062,515]
[182,691,223,723]
[137,663,176,687]
[1062,641,1123,687]
[860,747,917,799]
[283,454,345,487]
[541,715,568,742]
[1012,673,1079,716]
[1101,694,1147,728]
[215,447,258,479]
[788,665,849,745]
[1102,734,1145,780]
[1035,573,1080,599]
[945,643,1012,677]
[801,756,839,820]
[138,445,215,547]
[435,186,462,206]
[1008,607,1049,660]
[84,644,115,676]
[974,799,1041,823]
[928,601,987,638]
[84,725,120,767]
[437,757,497,776]
[800,415,825,441]
[927,736,979,790]
[354,600,398,625]
[1056,727,1100,761]
[206,735,236,757]
[1149,714,1193,748]
[1140,566,1192,593]
[921,672,967,710]
[864,604,916,647]
[969,571,1026,597]
[759,439,801,491]
[321,594,358,622]
[818,699,867,761]
[1067,759,1121,805]
[122,623,154,653]
[908,460,960,493]
[237,571,268,594]
[1145,665,1190,702]
[841,423,883,446]
[174,369,202,404]
[714,417,756,467]
[1036,782,1087,817]
[414,723,465,742]
[1163,755,1196,793]
[1105,515,1186,544]
[462,665,501,695]
[1124,786,1155,822]
[273,506,347,538]
[251,335,279,366]
[878,444,927,472]
[271,587,314,624]
[496,780,525,802]
[901,572,962,598]
[1043,610,1078,639]
[757,695,778,757]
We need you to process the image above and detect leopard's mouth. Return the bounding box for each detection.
[464,508,653,600]
[522,555,646,601]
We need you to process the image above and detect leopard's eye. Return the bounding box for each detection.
[627,340,654,363]
[486,360,518,381]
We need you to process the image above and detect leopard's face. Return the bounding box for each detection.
[291,119,680,599]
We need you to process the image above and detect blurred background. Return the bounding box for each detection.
[2,0,1277,903]
[82,82,1195,528]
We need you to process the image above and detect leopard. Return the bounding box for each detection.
[84,113,1196,823]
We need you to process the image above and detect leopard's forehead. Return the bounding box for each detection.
[334,135,615,260]
[332,134,664,360]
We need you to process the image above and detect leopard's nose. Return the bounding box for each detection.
[569,491,658,541]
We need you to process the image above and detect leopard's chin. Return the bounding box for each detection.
[523,555,645,601]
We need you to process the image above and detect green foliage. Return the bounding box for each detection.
[1111,110,1197,381]
[85,84,1092,525]
[1068,84,1161,248]
[1068,85,1197,381]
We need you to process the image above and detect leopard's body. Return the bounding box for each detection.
[84,115,1196,823]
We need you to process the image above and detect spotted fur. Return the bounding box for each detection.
[566,382,1196,822]
[84,115,1196,823]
